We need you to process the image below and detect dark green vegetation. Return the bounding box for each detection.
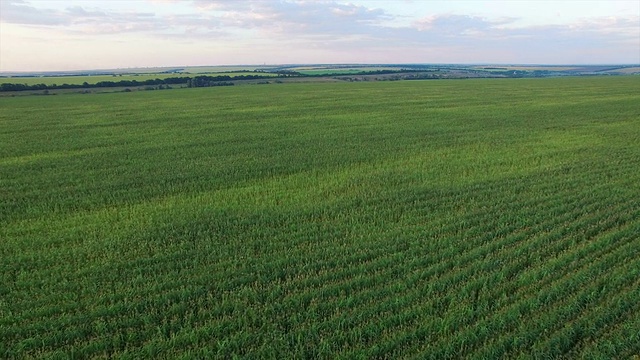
[0,73,281,93]
[283,64,640,77]
[4,64,638,95]
[1,77,639,358]
[0,72,279,86]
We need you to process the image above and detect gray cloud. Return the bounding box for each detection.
[0,0,167,34]
[65,6,108,18]
[0,0,69,25]
[402,14,640,63]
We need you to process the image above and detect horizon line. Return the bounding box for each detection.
[2,63,639,76]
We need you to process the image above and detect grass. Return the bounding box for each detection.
[1,77,639,358]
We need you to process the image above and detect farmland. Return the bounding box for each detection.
[0,71,278,86]
[3,64,639,95]
[1,73,188,86]
[292,67,401,75]
[1,77,639,358]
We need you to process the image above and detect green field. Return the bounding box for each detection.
[174,66,270,73]
[0,71,276,86]
[0,74,185,86]
[294,67,400,75]
[1,77,639,358]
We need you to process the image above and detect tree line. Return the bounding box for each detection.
[0,74,289,92]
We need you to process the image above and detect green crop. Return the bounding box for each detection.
[1,77,639,358]
[0,71,276,86]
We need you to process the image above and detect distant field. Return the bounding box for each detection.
[611,66,640,74]
[1,77,639,358]
[93,66,273,74]
[294,67,400,75]
[470,66,640,73]
[0,74,180,86]
[0,71,276,86]
[180,66,269,73]
[297,69,366,75]
[474,66,580,71]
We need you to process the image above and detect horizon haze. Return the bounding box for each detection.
[1,0,639,72]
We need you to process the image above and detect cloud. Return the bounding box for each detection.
[0,0,167,34]
[65,6,108,18]
[185,1,390,36]
[0,0,390,40]
[180,2,640,62]
[0,0,68,25]
[413,15,516,34]
[2,0,638,65]
[407,13,640,47]
[191,0,252,11]
[570,16,640,41]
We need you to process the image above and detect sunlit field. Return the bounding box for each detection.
[1,77,639,358]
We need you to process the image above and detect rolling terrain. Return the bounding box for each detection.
[1,77,639,358]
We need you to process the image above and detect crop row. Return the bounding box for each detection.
[1,77,639,358]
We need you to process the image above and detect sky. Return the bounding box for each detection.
[0,0,639,72]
